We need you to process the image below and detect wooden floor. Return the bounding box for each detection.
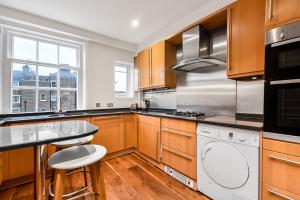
[0,153,209,200]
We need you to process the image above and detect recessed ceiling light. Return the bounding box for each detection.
[131,19,140,28]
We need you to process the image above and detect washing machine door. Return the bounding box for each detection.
[201,141,249,189]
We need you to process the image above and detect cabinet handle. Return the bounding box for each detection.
[227,6,231,71]
[268,190,293,200]
[162,128,193,137]
[268,155,300,166]
[162,146,193,161]
[268,0,273,20]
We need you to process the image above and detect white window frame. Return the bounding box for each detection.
[114,61,133,98]
[5,29,83,113]
[12,95,21,104]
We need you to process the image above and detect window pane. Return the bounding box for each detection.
[12,89,36,113]
[13,36,36,61]
[38,42,58,64]
[59,46,77,66]
[115,66,127,72]
[115,70,127,94]
[12,63,36,87]
[38,66,58,87]
[60,69,77,88]
[60,90,77,111]
[38,90,57,112]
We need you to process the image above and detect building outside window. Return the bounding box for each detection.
[9,33,81,113]
[114,62,133,97]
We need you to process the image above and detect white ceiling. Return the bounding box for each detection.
[0,0,210,44]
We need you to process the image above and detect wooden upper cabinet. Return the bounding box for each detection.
[137,40,176,90]
[138,48,151,89]
[227,0,265,78]
[265,0,300,29]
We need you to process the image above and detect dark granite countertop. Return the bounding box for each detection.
[198,115,263,131]
[0,120,98,151]
[0,108,263,131]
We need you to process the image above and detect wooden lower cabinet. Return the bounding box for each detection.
[124,114,137,148]
[262,138,300,199]
[137,115,161,161]
[161,118,196,179]
[262,183,300,200]
[91,115,125,154]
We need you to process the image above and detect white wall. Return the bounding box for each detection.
[85,42,137,109]
[137,0,235,51]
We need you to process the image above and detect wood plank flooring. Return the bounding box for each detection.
[0,153,209,200]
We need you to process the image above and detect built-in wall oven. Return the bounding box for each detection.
[264,20,300,136]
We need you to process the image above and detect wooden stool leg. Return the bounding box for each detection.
[89,161,106,200]
[83,166,88,187]
[53,169,66,200]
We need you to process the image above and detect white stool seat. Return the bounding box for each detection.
[51,135,94,147]
[48,144,107,170]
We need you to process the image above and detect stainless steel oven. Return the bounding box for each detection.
[264,20,300,136]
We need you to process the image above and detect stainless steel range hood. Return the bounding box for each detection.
[173,25,227,72]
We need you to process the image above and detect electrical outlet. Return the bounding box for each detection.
[107,103,113,108]
[96,103,100,108]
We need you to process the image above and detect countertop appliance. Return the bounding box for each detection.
[141,100,150,110]
[264,19,300,136]
[197,123,259,200]
[173,25,227,72]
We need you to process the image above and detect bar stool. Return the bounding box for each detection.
[50,135,94,188]
[48,144,107,200]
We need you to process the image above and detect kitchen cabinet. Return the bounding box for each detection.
[161,118,197,179]
[91,115,124,154]
[262,138,300,199]
[137,40,176,90]
[124,114,137,148]
[227,0,265,78]
[265,0,300,29]
[137,115,161,161]
[138,48,151,89]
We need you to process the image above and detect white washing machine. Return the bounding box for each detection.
[197,123,259,200]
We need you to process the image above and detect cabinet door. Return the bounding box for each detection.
[138,119,160,161]
[124,114,137,148]
[151,41,165,87]
[266,0,300,29]
[138,49,150,89]
[227,0,265,78]
[91,115,124,153]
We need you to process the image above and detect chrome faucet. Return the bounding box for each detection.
[58,93,72,114]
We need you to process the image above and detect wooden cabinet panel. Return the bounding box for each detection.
[137,115,160,161]
[162,147,196,179]
[151,41,165,87]
[91,115,124,154]
[227,0,265,78]
[161,118,196,133]
[161,129,196,156]
[262,183,300,200]
[263,138,300,157]
[263,149,300,195]
[265,0,300,29]
[124,114,137,148]
[138,49,150,89]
